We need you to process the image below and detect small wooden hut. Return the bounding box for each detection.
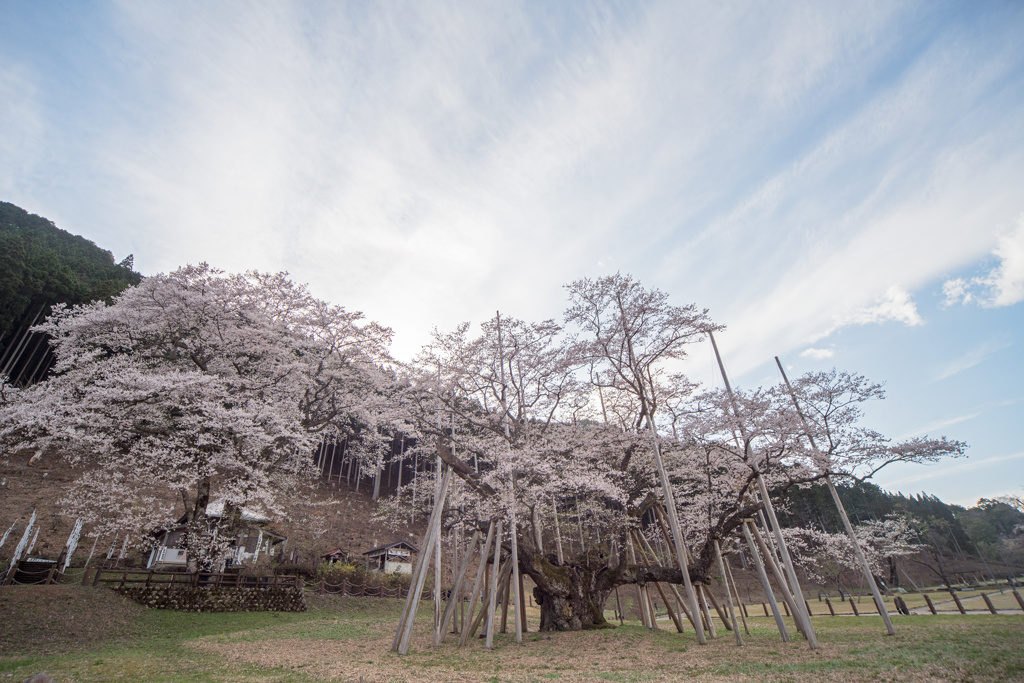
[362,541,418,574]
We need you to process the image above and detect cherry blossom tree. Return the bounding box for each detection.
[0,264,391,563]
[378,276,966,633]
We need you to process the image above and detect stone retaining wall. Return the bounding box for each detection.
[118,585,307,612]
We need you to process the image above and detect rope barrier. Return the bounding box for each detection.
[307,579,410,598]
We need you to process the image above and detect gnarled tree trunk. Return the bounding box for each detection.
[517,546,699,631]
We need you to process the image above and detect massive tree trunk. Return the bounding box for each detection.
[517,545,700,631]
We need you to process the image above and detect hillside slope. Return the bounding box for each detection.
[0,201,140,382]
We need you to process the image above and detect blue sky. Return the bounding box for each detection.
[2,1,1022,506]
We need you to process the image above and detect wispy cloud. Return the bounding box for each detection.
[898,412,980,439]
[935,340,1012,381]
[884,451,1024,488]
[2,0,1023,371]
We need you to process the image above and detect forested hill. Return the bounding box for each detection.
[0,201,140,377]
[780,480,1024,561]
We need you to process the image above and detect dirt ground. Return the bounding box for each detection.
[191,608,1024,682]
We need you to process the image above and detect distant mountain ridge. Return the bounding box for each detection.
[0,201,141,378]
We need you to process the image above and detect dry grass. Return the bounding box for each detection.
[3,587,1023,682]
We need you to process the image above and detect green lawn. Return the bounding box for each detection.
[2,586,1024,682]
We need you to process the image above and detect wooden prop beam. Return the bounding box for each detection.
[460,520,496,647]
[774,356,896,636]
[749,519,811,641]
[485,519,504,649]
[710,332,817,649]
[510,505,524,643]
[394,465,453,655]
[697,584,717,638]
[644,417,706,644]
[632,530,684,633]
[715,540,743,645]
[742,520,790,642]
[436,529,481,646]
[723,551,750,635]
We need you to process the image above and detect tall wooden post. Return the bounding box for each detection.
[509,506,524,643]
[774,356,896,636]
[485,519,504,649]
[742,520,789,641]
[749,520,806,637]
[723,549,750,635]
[393,465,452,655]
[645,418,706,644]
[710,332,817,649]
[460,520,496,647]
[714,540,743,646]
[551,497,564,564]
[437,530,481,645]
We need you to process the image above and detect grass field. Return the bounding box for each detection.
[2,586,1024,682]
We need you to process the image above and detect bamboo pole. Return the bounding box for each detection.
[460,521,496,647]
[775,356,896,636]
[742,520,789,641]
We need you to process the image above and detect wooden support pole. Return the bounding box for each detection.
[1011,588,1024,613]
[550,497,564,565]
[720,548,753,638]
[485,519,504,649]
[851,599,860,616]
[950,591,967,615]
[632,530,683,633]
[742,520,789,642]
[436,530,481,646]
[711,338,816,649]
[825,597,836,616]
[775,356,896,636]
[703,581,733,631]
[665,580,698,632]
[697,584,717,639]
[510,508,524,643]
[749,520,806,638]
[650,505,701,632]
[644,417,706,645]
[460,521,495,647]
[394,466,452,655]
[499,562,512,634]
[981,592,997,615]
[517,562,528,634]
